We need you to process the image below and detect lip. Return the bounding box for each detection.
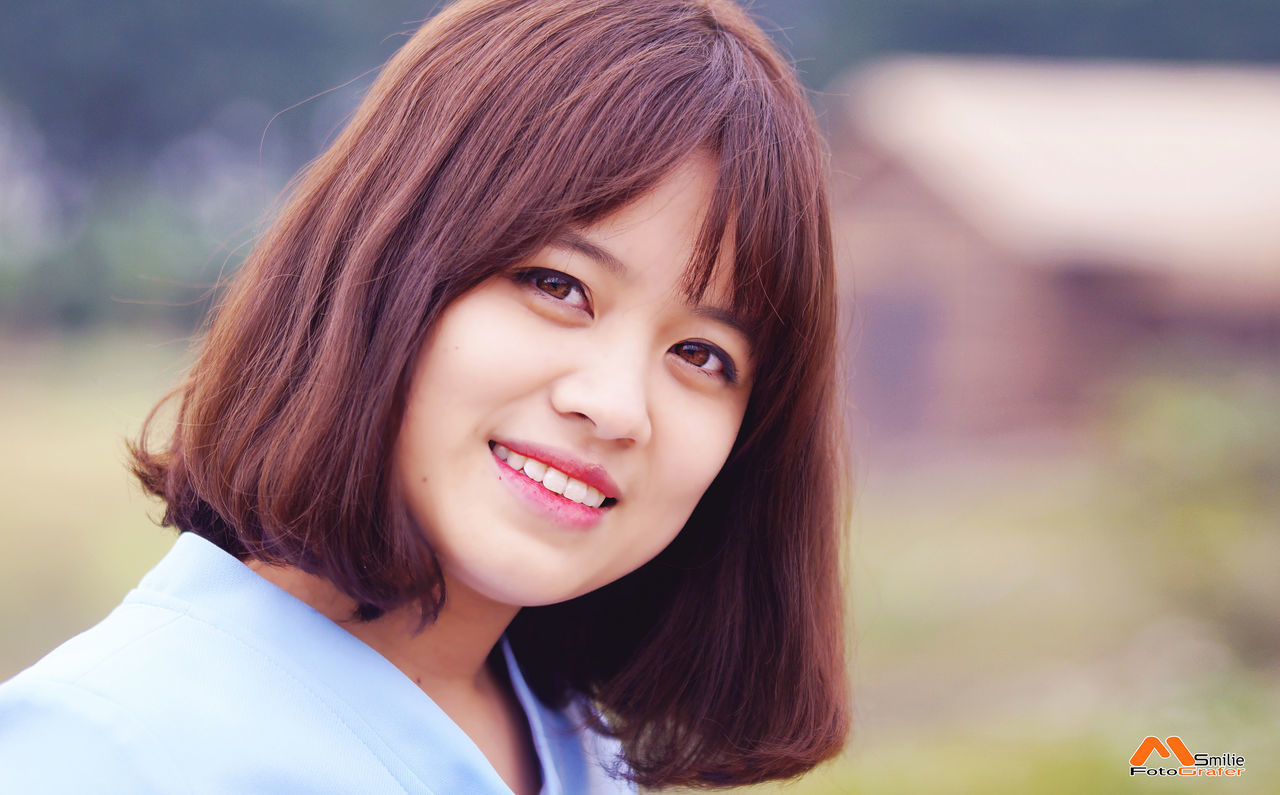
[490,439,621,500]
[492,454,608,529]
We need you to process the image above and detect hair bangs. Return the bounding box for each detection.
[673,40,833,459]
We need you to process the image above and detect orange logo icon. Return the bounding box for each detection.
[1129,735,1246,777]
[1131,736,1195,767]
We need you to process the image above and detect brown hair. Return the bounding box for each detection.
[132,0,849,787]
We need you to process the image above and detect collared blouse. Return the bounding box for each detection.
[0,532,634,794]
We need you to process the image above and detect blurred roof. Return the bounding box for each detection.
[836,57,1280,284]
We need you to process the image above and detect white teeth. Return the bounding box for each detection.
[522,459,547,482]
[492,443,610,508]
[541,468,568,495]
[562,478,588,503]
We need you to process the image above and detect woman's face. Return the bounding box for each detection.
[394,156,752,608]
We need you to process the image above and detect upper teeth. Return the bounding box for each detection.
[492,444,607,509]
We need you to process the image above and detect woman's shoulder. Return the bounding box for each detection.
[1,537,637,794]
[0,598,205,793]
[0,626,427,794]
[0,535,450,793]
[0,664,173,794]
[0,535,307,734]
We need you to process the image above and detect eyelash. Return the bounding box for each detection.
[516,268,591,313]
[512,267,740,385]
[672,340,739,384]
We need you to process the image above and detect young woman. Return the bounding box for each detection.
[0,0,849,791]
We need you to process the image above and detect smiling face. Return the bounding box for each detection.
[394,156,751,609]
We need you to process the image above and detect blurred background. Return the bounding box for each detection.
[2,1,1277,791]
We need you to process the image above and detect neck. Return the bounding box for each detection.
[246,561,520,693]
[247,560,541,795]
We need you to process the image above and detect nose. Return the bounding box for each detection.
[548,347,653,446]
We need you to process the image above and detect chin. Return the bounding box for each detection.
[449,566,591,609]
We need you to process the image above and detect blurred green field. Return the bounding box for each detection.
[0,332,187,674]
[3,332,1277,793]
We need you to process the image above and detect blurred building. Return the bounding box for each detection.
[831,57,1280,438]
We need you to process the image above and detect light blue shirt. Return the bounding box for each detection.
[0,533,634,794]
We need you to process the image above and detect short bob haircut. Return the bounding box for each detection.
[133,0,849,787]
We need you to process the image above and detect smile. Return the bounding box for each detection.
[490,442,616,509]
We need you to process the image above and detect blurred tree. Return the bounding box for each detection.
[1,0,1277,330]
[763,0,1280,90]
[1099,365,1280,667]
[4,0,1277,170]
[0,0,429,170]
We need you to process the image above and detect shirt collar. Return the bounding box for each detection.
[132,531,569,794]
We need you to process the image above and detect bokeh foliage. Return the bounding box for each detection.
[2,0,1279,331]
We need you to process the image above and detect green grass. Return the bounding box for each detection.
[0,332,190,676]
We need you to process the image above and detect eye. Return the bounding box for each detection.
[516,268,592,315]
[670,340,738,384]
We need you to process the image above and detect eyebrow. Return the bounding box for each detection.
[550,229,751,340]
[690,305,750,340]
[551,229,627,276]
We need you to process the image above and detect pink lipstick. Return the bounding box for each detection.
[492,439,620,500]
[489,440,619,529]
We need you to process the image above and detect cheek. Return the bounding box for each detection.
[394,293,531,504]
[410,291,558,414]
[651,387,745,515]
